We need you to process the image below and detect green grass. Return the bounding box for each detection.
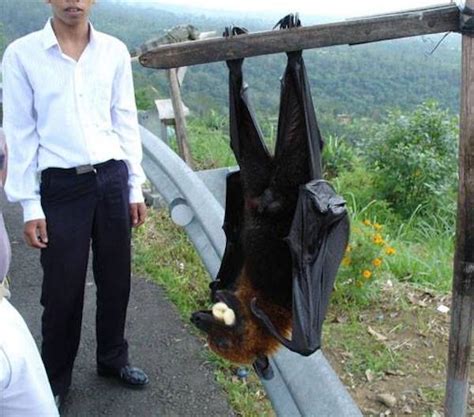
[323,311,399,376]
[180,118,236,170]
[384,236,453,291]
[133,214,210,316]
[338,197,454,295]
[419,384,445,404]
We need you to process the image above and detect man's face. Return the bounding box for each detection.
[46,0,95,26]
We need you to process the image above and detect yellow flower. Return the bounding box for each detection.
[342,256,351,266]
[373,223,382,230]
[362,270,372,279]
[363,219,372,226]
[373,233,384,245]
[385,246,396,255]
[372,258,382,267]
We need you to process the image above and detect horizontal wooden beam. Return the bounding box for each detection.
[139,4,460,70]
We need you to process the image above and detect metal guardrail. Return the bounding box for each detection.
[140,126,225,278]
[140,125,362,417]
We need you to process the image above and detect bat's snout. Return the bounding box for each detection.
[190,311,212,332]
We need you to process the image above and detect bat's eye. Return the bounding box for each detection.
[214,337,232,350]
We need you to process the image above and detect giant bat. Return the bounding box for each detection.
[191,16,350,379]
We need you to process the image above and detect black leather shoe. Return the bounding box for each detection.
[97,365,149,388]
[54,393,66,413]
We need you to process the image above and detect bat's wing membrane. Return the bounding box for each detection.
[212,28,272,295]
[272,49,323,184]
[250,17,350,356]
[225,32,272,197]
[252,181,349,354]
[210,171,245,297]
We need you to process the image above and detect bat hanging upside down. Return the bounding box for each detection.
[191,16,349,378]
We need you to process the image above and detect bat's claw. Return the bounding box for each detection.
[209,279,222,301]
[253,355,274,380]
[273,13,301,30]
[223,26,249,38]
[224,26,248,73]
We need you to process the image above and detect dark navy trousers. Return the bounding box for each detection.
[39,159,131,396]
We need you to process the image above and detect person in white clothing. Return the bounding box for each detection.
[0,298,59,417]
[2,0,149,409]
[0,129,59,416]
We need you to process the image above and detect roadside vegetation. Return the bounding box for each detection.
[134,101,464,416]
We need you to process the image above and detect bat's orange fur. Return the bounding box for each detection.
[193,264,291,364]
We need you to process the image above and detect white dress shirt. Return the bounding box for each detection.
[2,20,146,222]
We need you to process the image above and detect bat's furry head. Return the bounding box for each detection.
[191,289,290,364]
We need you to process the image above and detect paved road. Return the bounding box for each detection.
[1,193,234,417]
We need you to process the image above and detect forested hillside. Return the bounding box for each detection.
[0,0,461,123]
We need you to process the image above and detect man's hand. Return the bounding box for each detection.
[24,219,48,249]
[130,202,147,228]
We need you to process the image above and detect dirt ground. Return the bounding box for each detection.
[323,281,473,416]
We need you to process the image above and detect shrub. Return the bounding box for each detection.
[334,219,396,303]
[200,109,227,131]
[333,162,400,226]
[364,101,458,220]
[134,86,156,111]
[322,135,356,179]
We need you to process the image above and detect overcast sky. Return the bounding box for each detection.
[124,0,456,18]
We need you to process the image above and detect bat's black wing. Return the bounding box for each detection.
[250,17,350,356]
[251,181,349,355]
[286,181,349,354]
[211,28,273,296]
[210,171,244,297]
[225,28,272,198]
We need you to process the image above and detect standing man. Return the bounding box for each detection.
[2,0,149,409]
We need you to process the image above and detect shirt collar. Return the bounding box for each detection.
[42,19,58,50]
[42,18,98,50]
[88,22,98,47]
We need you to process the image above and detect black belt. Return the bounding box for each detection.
[42,159,119,177]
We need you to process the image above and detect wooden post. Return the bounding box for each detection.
[167,68,194,168]
[445,3,474,416]
[160,121,169,145]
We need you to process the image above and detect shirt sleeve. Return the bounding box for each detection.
[110,43,146,204]
[2,46,45,222]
